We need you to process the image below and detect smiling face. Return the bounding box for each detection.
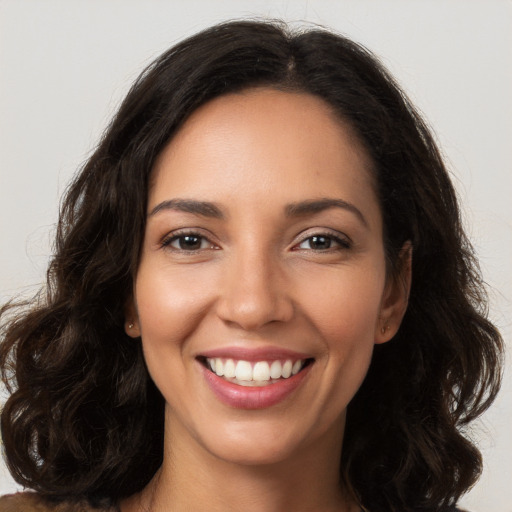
[126,88,409,468]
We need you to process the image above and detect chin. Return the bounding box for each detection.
[194,411,343,468]
[204,432,304,467]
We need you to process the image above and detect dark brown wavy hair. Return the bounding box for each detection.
[0,20,503,512]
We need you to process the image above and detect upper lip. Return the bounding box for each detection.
[197,346,313,362]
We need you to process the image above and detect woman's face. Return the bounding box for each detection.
[128,88,408,466]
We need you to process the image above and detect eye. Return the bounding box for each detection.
[162,232,215,251]
[295,233,350,251]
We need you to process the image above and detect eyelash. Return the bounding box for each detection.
[161,230,217,252]
[293,231,351,252]
[160,230,351,253]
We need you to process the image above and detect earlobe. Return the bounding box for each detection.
[125,320,141,338]
[124,297,141,338]
[375,241,412,344]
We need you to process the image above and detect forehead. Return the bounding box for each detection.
[149,88,379,226]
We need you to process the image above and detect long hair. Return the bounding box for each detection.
[0,20,503,511]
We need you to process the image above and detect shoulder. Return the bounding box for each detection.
[0,493,116,512]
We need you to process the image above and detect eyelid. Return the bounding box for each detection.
[160,228,219,251]
[158,227,351,252]
[292,228,352,251]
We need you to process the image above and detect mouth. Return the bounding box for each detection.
[198,356,314,387]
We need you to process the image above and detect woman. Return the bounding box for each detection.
[0,20,503,512]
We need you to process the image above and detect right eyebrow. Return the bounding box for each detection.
[285,198,368,228]
[149,199,225,219]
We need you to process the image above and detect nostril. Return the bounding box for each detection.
[216,296,294,331]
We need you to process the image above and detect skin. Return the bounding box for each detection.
[122,88,410,512]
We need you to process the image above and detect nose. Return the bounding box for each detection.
[215,248,294,331]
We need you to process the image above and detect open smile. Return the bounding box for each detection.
[197,349,314,409]
[201,357,312,386]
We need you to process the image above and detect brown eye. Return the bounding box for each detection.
[297,234,350,251]
[163,233,213,251]
[176,235,203,250]
[306,236,332,250]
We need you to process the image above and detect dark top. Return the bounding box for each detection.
[0,492,468,511]
[0,493,117,512]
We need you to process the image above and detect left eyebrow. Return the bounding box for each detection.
[149,199,225,219]
[285,198,368,228]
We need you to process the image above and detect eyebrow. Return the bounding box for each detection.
[285,198,368,227]
[149,199,225,219]
[149,197,367,227]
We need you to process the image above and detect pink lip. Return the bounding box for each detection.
[198,346,311,362]
[200,362,312,410]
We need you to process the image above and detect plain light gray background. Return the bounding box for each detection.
[1,1,511,510]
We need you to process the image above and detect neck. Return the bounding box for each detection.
[120,411,358,512]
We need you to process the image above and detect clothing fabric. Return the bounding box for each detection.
[0,493,117,512]
[0,492,469,511]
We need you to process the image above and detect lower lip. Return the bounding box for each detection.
[201,363,312,409]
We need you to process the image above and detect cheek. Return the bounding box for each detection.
[134,261,218,343]
[133,262,218,409]
[297,265,385,344]
[284,266,386,434]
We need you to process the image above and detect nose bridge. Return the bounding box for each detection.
[217,240,292,329]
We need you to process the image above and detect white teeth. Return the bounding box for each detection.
[223,359,236,378]
[235,360,252,381]
[282,360,293,378]
[252,361,270,381]
[292,360,302,375]
[206,357,307,382]
[215,358,224,376]
[270,360,282,379]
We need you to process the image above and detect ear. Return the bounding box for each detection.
[124,296,141,338]
[375,242,412,344]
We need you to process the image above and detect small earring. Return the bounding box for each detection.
[381,325,389,334]
[128,323,134,329]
